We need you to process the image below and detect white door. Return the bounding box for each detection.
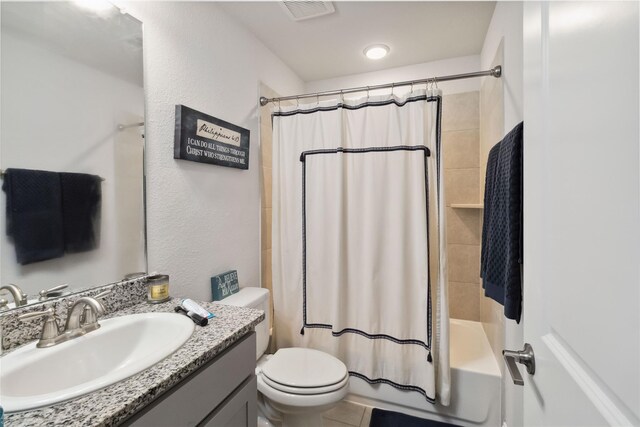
[522,1,639,426]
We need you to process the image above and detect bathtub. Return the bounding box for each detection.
[346,319,501,427]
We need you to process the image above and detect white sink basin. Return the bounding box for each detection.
[0,312,194,412]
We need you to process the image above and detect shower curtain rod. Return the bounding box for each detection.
[259,65,501,106]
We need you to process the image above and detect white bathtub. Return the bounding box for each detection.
[346,319,502,427]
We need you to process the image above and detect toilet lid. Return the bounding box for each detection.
[261,348,348,389]
[261,370,349,395]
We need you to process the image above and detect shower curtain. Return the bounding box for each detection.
[271,89,450,405]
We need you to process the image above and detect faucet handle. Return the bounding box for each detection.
[19,307,56,321]
[19,307,62,348]
[38,284,69,301]
[0,298,8,310]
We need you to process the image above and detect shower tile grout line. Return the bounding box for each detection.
[442,127,481,133]
[441,127,480,132]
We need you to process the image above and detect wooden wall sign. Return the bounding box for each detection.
[211,270,240,301]
[174,105,250,170]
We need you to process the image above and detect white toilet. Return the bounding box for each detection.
[218,287,349,427]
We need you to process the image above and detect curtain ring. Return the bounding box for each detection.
[296,96,299,108]
[410,82,414,93]
[340,90,344,104]
[433,77,439,89]
[391,82,395,97]
[316,94,320,106]
[366,86,371,102]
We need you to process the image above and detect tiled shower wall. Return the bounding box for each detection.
[442,91,482,321]
[260,85,483,322]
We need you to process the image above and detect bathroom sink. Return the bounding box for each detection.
[0,312,195,413]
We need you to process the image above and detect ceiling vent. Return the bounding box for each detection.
[280,1,335,22]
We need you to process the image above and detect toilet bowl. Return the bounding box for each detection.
[217,287,348,426]
[257,349,349,424]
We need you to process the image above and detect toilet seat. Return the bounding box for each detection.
[256,373,349,411]
[258,347,349,398]
[261,371,349,395]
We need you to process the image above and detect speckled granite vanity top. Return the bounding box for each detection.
[3,300,264,427]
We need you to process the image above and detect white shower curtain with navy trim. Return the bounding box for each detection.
[271,89,450,405]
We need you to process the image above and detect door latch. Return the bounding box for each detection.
[502,343,535,386]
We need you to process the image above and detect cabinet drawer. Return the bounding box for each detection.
[124,332,256,427]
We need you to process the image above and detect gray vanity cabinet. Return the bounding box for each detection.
[123,332,257,427]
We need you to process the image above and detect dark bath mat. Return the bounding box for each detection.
[369,408,461,427]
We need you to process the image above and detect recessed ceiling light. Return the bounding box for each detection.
[364,44,390,60]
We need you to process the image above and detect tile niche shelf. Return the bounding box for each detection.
[451,204,484,209]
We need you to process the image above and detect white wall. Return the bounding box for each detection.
[481,3,524,133]
[479,3,524,427]
[0,29,146,296]
[305,55,481,98]
[119,2,305,301]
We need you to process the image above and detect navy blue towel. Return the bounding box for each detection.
[480,122,523,323]
[2,168,65,265]
[60,172,102,253]
[481,144,501,279]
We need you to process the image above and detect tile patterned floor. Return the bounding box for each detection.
[322,401,372,427]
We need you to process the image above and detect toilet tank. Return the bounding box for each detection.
[216,287,270,360]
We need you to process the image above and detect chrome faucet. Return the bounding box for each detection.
[0,284,28,307]
[19,289,111,348]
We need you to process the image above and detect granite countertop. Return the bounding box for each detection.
[4,299,264,427]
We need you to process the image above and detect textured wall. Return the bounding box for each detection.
[120,2,304,301]
[305,55,481,96]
